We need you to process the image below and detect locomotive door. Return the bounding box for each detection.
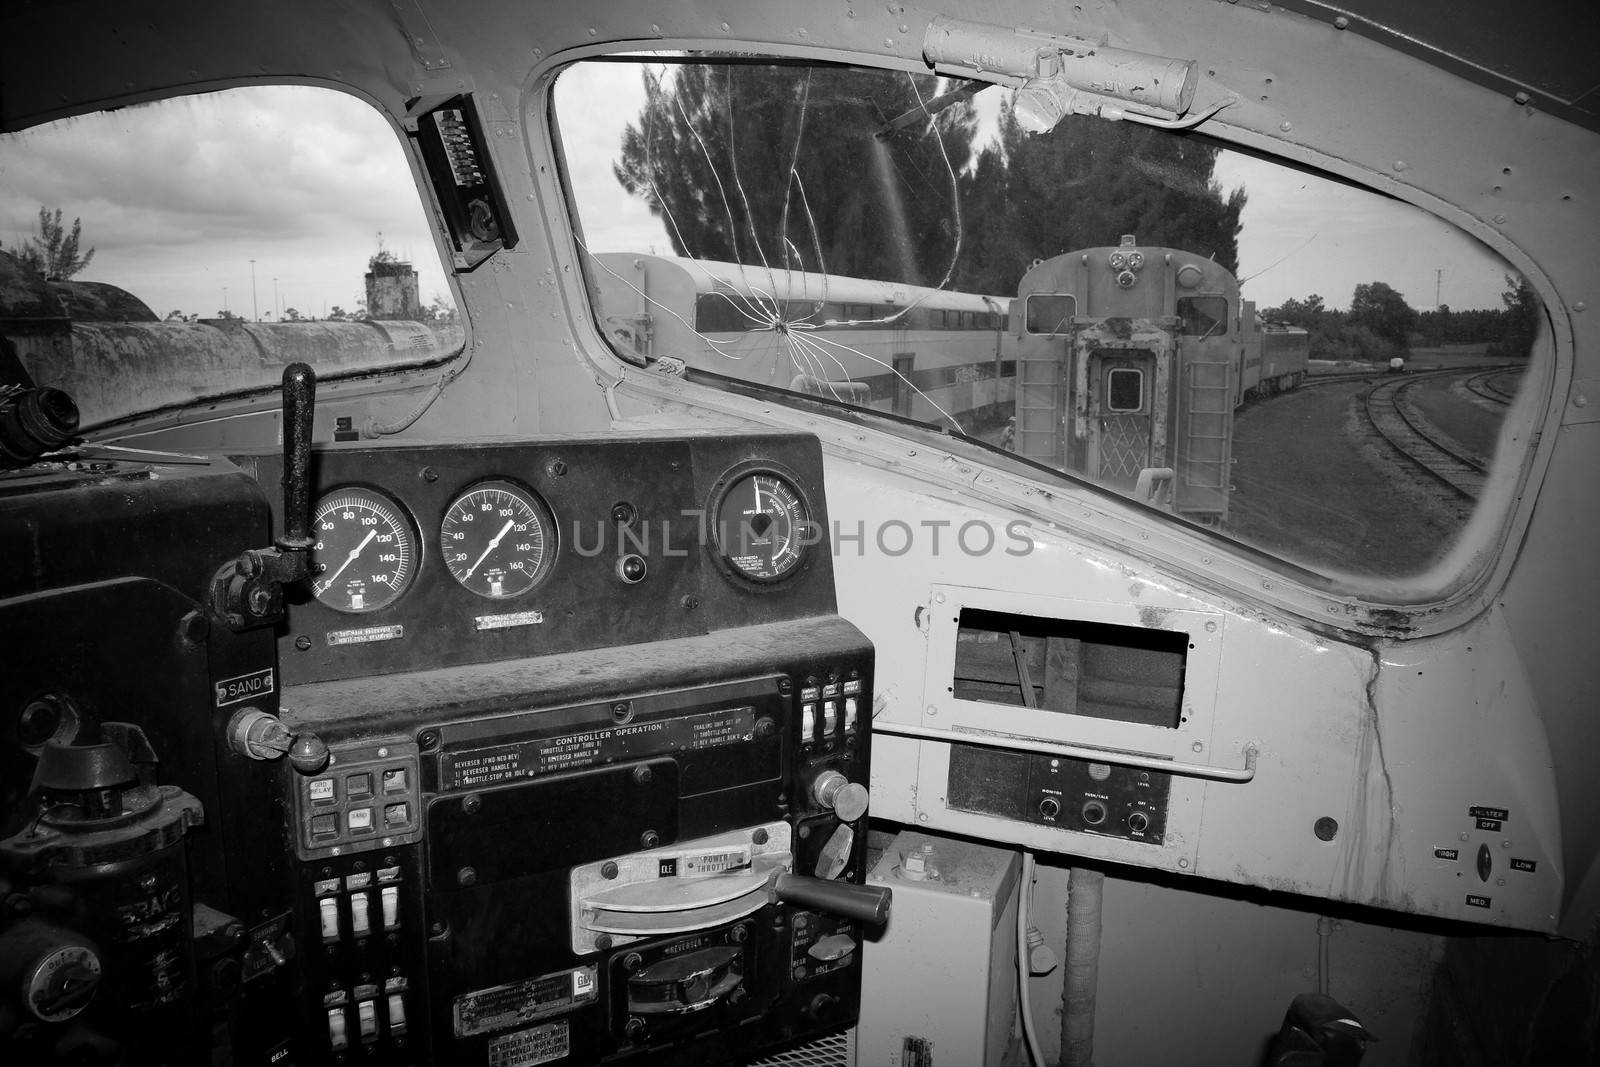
[1086,349,1156,491]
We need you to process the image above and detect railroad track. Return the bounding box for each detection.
[1363,376,1486,502]
[1464,367,1521,405]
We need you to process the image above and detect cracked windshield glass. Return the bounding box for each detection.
[555,58,1540,584]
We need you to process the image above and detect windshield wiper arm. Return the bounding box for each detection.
[874,80,986,141]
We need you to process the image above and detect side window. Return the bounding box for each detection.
[0,86,461,428]
[1177,296,1229,337]
[1027,294,1077,334]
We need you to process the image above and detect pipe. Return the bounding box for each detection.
[1316,915,1335,995]
[1061,868,1104,1067]
[1017,852,1046,1067]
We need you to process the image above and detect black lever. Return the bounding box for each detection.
[773,871,891,926]
[276,362,315,562]
[210,363,318,629]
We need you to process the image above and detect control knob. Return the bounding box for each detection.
[811,770,869,823]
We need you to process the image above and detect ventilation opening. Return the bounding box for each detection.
[952,609,1187,728]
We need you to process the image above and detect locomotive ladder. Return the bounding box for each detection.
[1176,349,1234,521]
[1015,347,1064,466]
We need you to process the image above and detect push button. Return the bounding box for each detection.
[346,772,372,799]
[347,807,374,833]
[309,778,336,802]
[382,767,408,794]
[310,813,338,837]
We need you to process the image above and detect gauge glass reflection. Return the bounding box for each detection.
[713,471,810,581]
[309,489,417,613]
[440,480,552,598]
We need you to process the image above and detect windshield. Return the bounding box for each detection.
[554,57,1542,586]
[0,85,462,428]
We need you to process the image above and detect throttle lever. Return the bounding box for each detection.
[772,871,891,926]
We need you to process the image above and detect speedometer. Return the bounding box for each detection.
[440,480,554,598]
[309,488,417,613]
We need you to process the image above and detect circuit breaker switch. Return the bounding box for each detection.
[327,1008,348,1051]
[380,885,400,930]
[387,993,407,1034]
[349,892,371,937]
[319,898,340,941]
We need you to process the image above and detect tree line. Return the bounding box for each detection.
[1264,277,1539,362]
[613,65,1244,299]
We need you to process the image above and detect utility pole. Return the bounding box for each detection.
[223,287,229,314]
[250,259,259,322]
[274,277,280,321]
[1435,268,1442,309]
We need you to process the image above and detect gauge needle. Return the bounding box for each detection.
[316,529,377,592]
[465,519,515,578]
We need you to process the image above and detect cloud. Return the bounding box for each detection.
[0,86,451,318]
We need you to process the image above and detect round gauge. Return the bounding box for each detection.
[309,488,417,613]
[711,470,811,582]
[440,480,553,599]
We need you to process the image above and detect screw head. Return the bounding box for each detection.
[457,867,477,887]
[601,861,620,880]
[640,830,660,849]
[462,794,482,815]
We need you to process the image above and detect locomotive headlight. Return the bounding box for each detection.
[1109,251,1128,270]
[1116,269,1138,289]
[1127,251,1145,270]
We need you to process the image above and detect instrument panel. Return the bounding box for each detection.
[240,432,834,685]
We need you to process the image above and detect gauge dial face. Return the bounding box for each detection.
[309,489,417,613]
[713,471,810,582]
[440,481,552,599]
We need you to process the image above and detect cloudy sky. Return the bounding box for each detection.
[0,86,449,320]
[1,73,1514,320]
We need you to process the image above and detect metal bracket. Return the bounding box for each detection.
[874,719,1260,783]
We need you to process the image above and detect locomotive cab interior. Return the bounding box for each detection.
[2,2,1597,1065]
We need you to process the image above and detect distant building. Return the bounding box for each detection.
[364,253,421,320]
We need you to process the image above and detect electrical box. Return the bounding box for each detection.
[858,832,1022,1067]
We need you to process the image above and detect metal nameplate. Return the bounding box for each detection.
[441,706,756,790]
[454,966,597,1038]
